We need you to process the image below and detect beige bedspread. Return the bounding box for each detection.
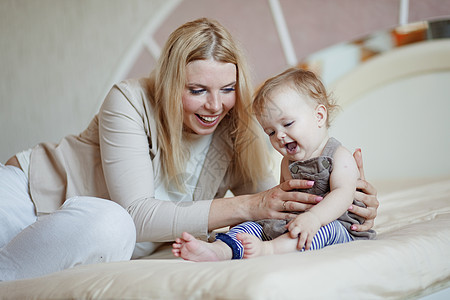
[1,179,449,299]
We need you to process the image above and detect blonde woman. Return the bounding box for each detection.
[0,18,378,281]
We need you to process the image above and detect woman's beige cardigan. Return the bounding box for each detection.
[27,78,275,243]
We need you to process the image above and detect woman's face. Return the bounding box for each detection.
[182,59,236,135]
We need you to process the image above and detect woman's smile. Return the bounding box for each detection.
[195,114,221,127]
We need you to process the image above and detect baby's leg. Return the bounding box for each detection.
[215,221,265,259]
[172,232,232,262]
[237,232,297,258]
[237,220,352,258]
[172,222,265,261]
[309,220,352,250]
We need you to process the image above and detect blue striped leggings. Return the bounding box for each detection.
[215,220,352,259]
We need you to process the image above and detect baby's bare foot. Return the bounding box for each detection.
[236,233,274,258]
[172,232,231,261]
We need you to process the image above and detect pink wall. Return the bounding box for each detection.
[126,0,450,86]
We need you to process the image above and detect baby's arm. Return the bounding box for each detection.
[287,146,359,250]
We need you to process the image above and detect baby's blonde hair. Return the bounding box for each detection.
[253,68,339,128]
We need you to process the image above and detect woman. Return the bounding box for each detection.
[0,18,378,281]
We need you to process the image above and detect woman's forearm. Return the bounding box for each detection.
[128,197,212,242]
[208,193,259,230]
[128,193,261,243]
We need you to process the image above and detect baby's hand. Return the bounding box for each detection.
[287,212,321,250]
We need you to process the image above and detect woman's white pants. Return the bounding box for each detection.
[0,164,136,281]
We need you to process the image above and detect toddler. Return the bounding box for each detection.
[172,68,376,260]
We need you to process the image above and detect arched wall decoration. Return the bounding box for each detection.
[100,0,182,96]
[110,0,447,92]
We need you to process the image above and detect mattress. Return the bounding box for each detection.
[1,178,449,299]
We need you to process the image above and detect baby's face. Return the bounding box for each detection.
[257,87,328,161]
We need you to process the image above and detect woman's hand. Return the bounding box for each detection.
[348,149,379,231]
[209,180,320,231]
[252,180,323,221]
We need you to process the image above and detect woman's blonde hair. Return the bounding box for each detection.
[149,18,270,190]
[253,68,339,128]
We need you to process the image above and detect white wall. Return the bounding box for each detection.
[0,0,170,162]
[327,40,450,184]
[330,71,450,183]
[2,0,449,184]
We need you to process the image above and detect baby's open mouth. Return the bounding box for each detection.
[285,142,297,154]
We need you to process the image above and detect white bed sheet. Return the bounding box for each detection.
[0,178,449,299]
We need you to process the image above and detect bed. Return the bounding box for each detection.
[1,39,449,300]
